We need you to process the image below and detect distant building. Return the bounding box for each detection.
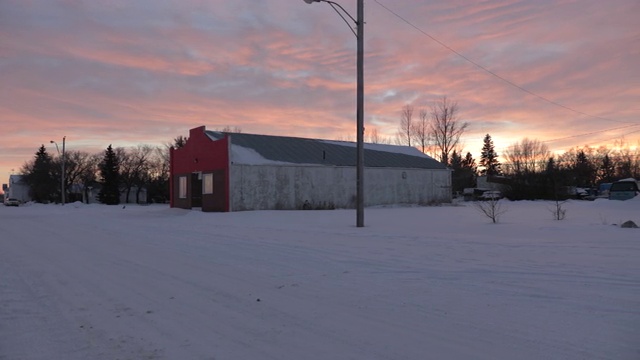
[476,175,510,192]
[4,175,31,203]
[170,126,451,212]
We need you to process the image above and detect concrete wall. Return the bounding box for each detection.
[230,165,451,211]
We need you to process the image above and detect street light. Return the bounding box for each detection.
[304,0,365,227]
[50,136,66,205]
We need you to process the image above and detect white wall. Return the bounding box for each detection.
[7,176,31,203]
[230,165,451,211]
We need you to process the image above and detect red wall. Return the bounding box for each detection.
[170,126,230,211]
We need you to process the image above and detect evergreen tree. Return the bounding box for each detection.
[479,134,501,176]
[173,135,188,149]
[98,145,121,205]
[449,151,477,194]
[449,150,462,169]
[598,154,616,183]
[21,145,57,203]
[461,152,478,189]
[572,150,595,187]
[545,157,562,199]
[462,152,478,175]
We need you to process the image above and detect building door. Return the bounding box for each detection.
[191,173,202,208]
[202,170,226,212]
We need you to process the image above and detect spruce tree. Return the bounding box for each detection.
[479,134,502,176]
[173,135,188,149]
[448,150,462,169]
[98,145,121,205]
[449,151,477,193]
[463,152,478,175]
[461,152,478,189]
[599,155,616,183]
[21,145,57,203]
[573,150,595,187]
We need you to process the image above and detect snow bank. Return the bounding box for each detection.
[1,200,638,359]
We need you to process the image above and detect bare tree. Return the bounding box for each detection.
[366,126,391,144]
[395,105,414,146]
[134,145,154,203]
[368,127,380,144]
[474,197,506,223]
[145,143,172,203]
[504,138,550,175]
[412,108,430,153]
[220,126,242,133]
[133,145,155,204]
[613,140,640,179]
[81,153,101,202]
[430,97,468,164]
[118,145,154,203]
[115,147,132,202]
[150,145,170,184]
[54,150,99,202]
[334,134,355,142]
[550,199,567,220]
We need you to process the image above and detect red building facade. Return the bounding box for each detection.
[170,126,230,212]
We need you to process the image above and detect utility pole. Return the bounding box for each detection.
[303,0,365,227]
[62,136,66,205]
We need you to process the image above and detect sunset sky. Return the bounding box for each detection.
[1,0,639,186]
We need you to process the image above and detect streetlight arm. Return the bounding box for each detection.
[323,0,357,24]
[304,0,358,38]
[50,140,60,154]
[327,2,358,38]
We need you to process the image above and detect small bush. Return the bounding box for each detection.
[550,199,567,220]
[474,198,506,223]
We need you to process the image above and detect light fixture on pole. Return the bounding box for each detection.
[50,136,66,205]
[303,0,365,227]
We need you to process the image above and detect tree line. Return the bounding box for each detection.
[20,142,176,205]
[502,138,640,199]
[451,135,640,199]
[391,97,640,199]
[18,128,247,205]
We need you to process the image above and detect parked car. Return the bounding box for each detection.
[4,198,20,206]
[608,179,639,200]
[479,190,502,200]
[597,183,612,198]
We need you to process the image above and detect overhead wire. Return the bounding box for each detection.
[581,128,640,146]
[542,124,640,143]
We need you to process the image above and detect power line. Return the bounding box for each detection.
[372,0,636,125]
[493,127,640,154]
[542,124,640,143]
[583,128,640,146]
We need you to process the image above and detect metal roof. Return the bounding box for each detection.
[206,131,447,170]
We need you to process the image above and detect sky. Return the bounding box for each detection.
[1,0,639,185]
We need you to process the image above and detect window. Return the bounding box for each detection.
[203,173,213,194]
[178,176,187,199]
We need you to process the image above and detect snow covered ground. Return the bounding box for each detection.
[1,198,638,360]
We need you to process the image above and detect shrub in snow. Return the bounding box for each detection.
[621,220,638,228]
[474,198,506,224]
[299,200,336,211]
[550,199,567,220]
